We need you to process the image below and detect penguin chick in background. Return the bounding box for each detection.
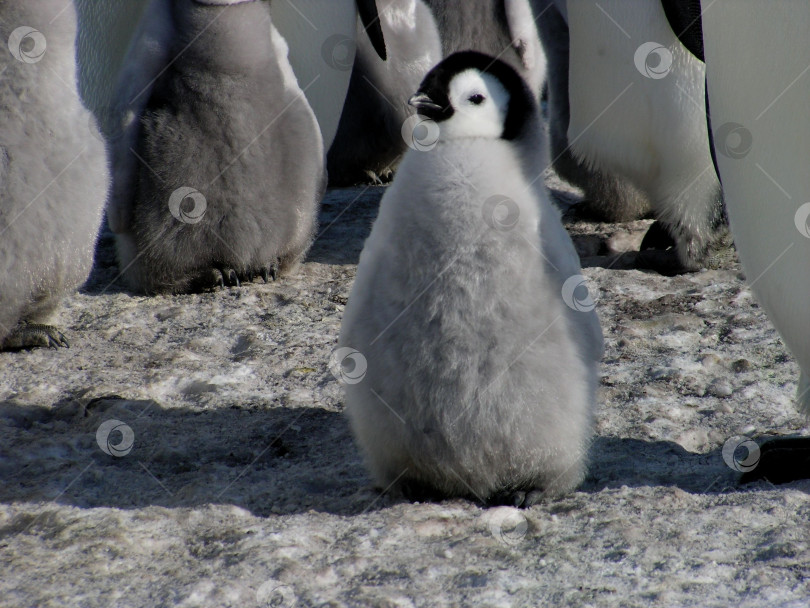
[109,0,325,294]
[0,0,109,350]
[327,0,442,186]
[339,52,603,505]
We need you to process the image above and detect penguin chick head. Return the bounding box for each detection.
[409,51,536,142]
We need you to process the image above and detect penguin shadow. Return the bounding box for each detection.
[581,435,810,496]
[0,397,390,517]
[83,218,130,295]
[306,186,386,266]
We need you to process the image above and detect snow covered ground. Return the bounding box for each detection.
[1,183,808,607]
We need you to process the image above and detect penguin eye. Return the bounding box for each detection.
[468,94,485,105]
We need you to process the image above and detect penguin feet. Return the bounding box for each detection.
[486,489,547,508]
[2,323,70,351]
[635,221,695,276]
[739,437,810,485]
[213,267,241,289]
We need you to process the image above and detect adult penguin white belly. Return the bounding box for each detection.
[270,0,364,149]
[702,2,810,465]
[564,0,725,273]
[74,0,151,135]
[76,0,385,149]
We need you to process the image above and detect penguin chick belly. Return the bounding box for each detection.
[343,144,592,499]
[128,67,320,293]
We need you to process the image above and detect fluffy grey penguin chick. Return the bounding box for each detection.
[424,0,546,98]
[326,0,442,186]
[0,0,109,350]
[109,0,325,294]
[339,51,603,505]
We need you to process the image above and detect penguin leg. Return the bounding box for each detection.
[739,437,810,485]
[2,323,70,350]
[259,261,279,283]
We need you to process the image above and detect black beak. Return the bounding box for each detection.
[408,92,445,120]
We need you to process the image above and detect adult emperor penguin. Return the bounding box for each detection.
[533,0,652,223]
[424,0,546,99]
[74,0,151,137]
[327,0,442,185]
[700,1,810,482]
[338,51,603,504]
[549,0,726,273]
[0,0,109,349]
[109,0,325,294]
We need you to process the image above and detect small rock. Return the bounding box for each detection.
[708,378,733,398]
[731,358,751,373]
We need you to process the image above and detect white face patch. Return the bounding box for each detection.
[441,69,509,140]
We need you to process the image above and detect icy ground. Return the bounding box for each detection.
[1,182,808,607]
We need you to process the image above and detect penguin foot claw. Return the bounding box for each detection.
[260,262,279,283]
[739,436,810,485]
[212,267,240,289]
[486,489,546,508]
[3,322,70,351]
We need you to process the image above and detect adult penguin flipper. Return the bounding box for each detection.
[504,0,543,76]
[357,0,387,60]
[107,0,173,235]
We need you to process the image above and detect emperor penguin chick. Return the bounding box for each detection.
[339,52,603,504]
[0,0,109,349]
[110,0,325,294]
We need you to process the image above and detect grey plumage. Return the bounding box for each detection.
[0,0,109,349]
[327,0,442,186]
[109,0,325,294]
[423,0,545,97]
[339,52,603,503]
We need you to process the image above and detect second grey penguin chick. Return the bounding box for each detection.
[326,0,442,186]
[0,0,109,349]
[109,0,325,294]
[338,52,603,505]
